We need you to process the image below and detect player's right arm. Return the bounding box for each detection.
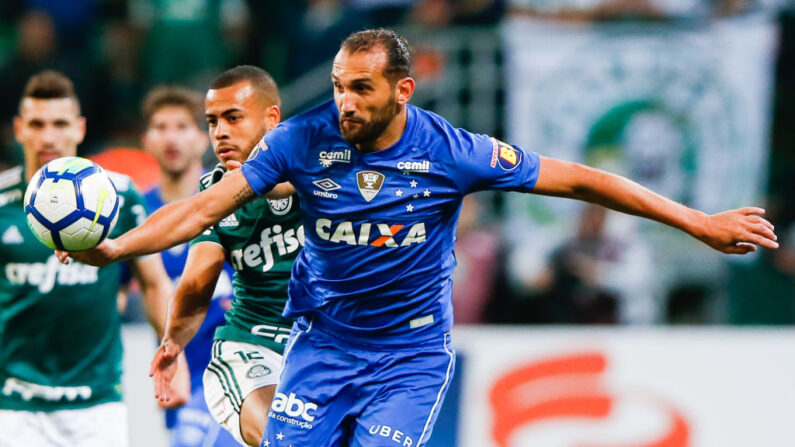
[56,169,255,266]
[150,242,226,404]
[532,157,778,254]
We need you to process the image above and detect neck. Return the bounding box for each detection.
[159,162,202,203]
[356,106,408,153]
[25,158,40,182]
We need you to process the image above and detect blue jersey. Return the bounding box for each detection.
[241,101,540,344]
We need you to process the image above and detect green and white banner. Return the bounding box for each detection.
[502,16,777,314]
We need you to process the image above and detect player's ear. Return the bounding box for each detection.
[12,116,22,142]
[395,77,414,106]
[75,116,86,144]
[268,105,281,128]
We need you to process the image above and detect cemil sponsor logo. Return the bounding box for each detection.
[397,160,430,173]
[489,352,690,447]
[315,219,426,247]
[319,149,351,167]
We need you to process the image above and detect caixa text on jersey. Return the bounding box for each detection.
[315,219,426,247]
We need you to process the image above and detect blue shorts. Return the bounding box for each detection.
[262,318,455,447]
[171,387,239,447]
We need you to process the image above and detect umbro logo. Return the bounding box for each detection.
[319,149,351,167]
[313,178,341,192]
[219,214,239,227]
[313,178,341,199]
[2,225,23,244]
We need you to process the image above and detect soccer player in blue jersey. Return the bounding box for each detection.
[140,85,237,446]
[59,29,779,447]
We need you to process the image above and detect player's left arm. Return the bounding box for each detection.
[532,156,779,254]
[128,254,191,408]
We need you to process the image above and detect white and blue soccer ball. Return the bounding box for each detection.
[24,156,119,251]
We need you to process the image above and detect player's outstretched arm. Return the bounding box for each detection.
[150,242,225,405]
[130,254,190,408]
[56,169,255,266]
[223,159,294,199]
[532,156,779,254]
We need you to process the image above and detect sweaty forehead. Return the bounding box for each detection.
[332,48,389,81]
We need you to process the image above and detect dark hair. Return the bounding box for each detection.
[20,70,80,112]
[341,28,413,83]
[209,65,281,107]
[141,85,205,128]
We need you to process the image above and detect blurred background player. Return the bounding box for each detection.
[139,85,237,446]
[0,70,178,446]
[150,65,303,446]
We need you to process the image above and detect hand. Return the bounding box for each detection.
[223,160,242,177]
[150,340,190,408]
[697,207,778,254]
[55,238,120,267]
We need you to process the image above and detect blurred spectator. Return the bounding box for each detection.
[409,0,504,26]
[287,0,373,78]
[23,0,98,54]
[131,0,248,91]
[535,204,657,324]
[96,20,145,145]
[0,10,57,169]
[452,194,501,324]
[724,220,795,325]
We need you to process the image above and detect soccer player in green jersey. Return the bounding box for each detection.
[0,70,180,446]
[149,66,302,447]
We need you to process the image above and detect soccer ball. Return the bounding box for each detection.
[24,156,119,251]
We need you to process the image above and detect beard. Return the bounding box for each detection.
[339,95,400,147]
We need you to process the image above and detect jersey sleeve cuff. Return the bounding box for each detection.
[240,163,274,197]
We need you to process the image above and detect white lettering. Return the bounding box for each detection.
[230,249,243,270]
[330,222,356,245]
[259,228,275,272]
[358,223,371,245]
[401,223,427,247]
[271,392,318,422]
[316,219,332,240]
[243,244,262,268]
[376,224,399,247]
[5,256,99,293]
[396,160,430,172]
[313,190,339,199]
[2,377,92,402]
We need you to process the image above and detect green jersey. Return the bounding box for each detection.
[191,164,302,354]
[0,166,147,411]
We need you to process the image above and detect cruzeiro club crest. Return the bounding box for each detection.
[356,171,385,202]
[268,196,293,215]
